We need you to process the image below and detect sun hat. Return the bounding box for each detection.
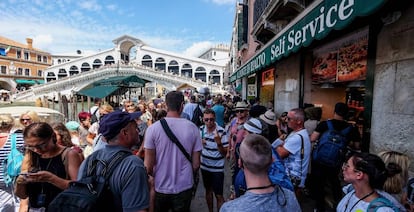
[259,110,276,125]
[243,118,262,134]
[98,111,142,140]
[233,101,249,111]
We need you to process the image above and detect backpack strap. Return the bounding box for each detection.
[367,196,398,212]
[85,150,132,178]
[327,120,334,131]
[327,119,352,136]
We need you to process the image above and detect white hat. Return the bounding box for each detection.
[233,101,249,111]
[259,110,276,125]
[243,118,262,134]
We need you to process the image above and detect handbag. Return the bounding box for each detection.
[160,119,199,197]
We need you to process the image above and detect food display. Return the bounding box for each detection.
[312,51,337,83]
[337,37,368,82]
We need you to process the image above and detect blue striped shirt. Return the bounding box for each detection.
[200,125,228,172]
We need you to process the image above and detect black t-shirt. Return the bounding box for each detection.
[314,119,361,144]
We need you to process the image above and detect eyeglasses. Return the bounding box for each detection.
[203,118,215,122]
[20,118,31,122]
[24,140,49,151]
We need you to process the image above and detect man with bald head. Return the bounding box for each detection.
[220,134,300,211]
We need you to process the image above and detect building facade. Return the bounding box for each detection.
[0,36,51,92]
[229,0,414,169]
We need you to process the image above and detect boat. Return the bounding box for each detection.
[0,106,65,123]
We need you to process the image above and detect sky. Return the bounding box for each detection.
[0,0,237,57]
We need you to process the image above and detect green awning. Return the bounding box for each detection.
[235,84,242,92]
[77,85,119,98]
[36,79,45,84]
[15,79,37,85]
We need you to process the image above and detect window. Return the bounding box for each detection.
[24,52,29,60]
[1,66,6,74]
[43,56,47,63]
[37,70,42,77]
[16,50,21,59]
[37,55,42,62]
[25,68,30,76]
[18,68,23,75]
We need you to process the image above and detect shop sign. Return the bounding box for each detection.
[262,68,275,86]
[230,0,386,82]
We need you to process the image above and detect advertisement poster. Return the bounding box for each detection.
[247,84,256,96]
[262,68,275,86]
[312,28,368,83]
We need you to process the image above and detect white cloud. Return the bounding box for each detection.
[78,0,101,11]
[106,4,116,11]
[182,41,214,57]
[210,0,237,5]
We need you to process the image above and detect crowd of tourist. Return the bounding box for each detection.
[0,90,413,212]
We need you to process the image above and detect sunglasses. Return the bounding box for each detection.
[235,110,246,113]
[20,118,31,122]
[204,118,215,122]
[24,140,49,151]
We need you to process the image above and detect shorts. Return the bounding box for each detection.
[201,169,224,195]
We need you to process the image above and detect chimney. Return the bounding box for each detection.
[26,38,33,49]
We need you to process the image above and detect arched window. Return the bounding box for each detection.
[69,66,79,76]
[46,72,56,82]
[142,55,152,68]
[209,70,221,84]
[168,60,179,75]
[93,59,102,69]
[104,55,115,65]
[195,67,206,82]
[57,69,67,79]
[181,64,192,78]
[154,57,166,72]
[81,62,91,72]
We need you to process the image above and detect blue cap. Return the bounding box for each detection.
[65,121,80,131]
[98,111,142,140]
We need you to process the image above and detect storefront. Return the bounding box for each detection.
[231,0,412,153]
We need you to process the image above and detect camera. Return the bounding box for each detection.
[289,175,302,187]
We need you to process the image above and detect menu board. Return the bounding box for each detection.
[312,28,368,83]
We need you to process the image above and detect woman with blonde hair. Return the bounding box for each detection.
[378,150,410,202]
[0,114,25,211]
[19,111,40,128]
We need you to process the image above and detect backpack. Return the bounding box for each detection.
[48,150,131,211]
[234,148,294,196]
[312,120,351,167]
[191,104,203,127]
[367,196,400,212]
[4,133,24,186]
[90,108,99,124]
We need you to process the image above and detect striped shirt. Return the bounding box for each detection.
[0,132,25,186]
[200,125,228,172]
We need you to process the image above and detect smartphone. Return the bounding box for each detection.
[19,172,29,177]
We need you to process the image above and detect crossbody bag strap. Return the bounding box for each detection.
[297,133,304,178]
[160,118,192,163]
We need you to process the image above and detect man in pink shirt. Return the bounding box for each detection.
[144,91,202,212]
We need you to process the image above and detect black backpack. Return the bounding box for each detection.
[191,104,203,127]
[48,150,131,211]
[90,108,99,124]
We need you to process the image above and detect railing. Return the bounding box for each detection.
[14,64,221,101]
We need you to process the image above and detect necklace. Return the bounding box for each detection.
[246,184,274,191]
[344,190,375,212]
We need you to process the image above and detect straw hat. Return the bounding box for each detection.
[259,110,276,125]
[233,101,249,111]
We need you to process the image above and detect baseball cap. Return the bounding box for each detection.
[98,111,142,140]
[65,121,80,131]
